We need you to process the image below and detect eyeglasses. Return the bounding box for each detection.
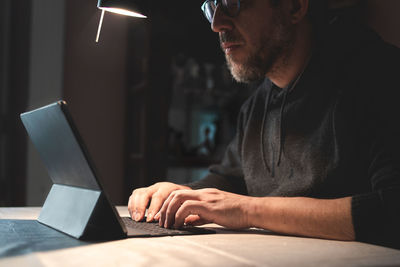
[201,0,241,23]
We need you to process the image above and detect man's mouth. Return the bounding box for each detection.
[221,42,243,55]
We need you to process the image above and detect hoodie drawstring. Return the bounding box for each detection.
[277,88,289,167]
[260,86,274,175]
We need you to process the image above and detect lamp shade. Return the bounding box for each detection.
[97,0,148,18]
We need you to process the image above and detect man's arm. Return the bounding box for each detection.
[158,188,355,241]
[250,196,354,240]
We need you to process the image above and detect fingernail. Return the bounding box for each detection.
[154,212,160,220]
[146,213,152,222]
[135,213,141,221]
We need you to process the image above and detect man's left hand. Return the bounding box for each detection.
[156,188,252,229]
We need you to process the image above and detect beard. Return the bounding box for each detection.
[222,13,295,83]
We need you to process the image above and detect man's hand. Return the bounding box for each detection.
[156,189,355,241]
[128,182,191,222]
[158,188,251,229]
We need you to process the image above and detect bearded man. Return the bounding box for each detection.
[128,0,400,248]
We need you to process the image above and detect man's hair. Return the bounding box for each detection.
[270,0,281,7]
[270,0,329,26]
[269,0,328,17]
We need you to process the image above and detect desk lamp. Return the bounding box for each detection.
[96,0,148,42]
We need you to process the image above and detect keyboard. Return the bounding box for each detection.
[121,217,215,237]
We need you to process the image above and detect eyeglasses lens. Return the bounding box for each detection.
[201,0,240,23]
[222,0,240,17]
[203,1,216,23]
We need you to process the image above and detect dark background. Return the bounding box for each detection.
[1,0,399,206]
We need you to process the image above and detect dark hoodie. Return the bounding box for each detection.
[188,14,400,247]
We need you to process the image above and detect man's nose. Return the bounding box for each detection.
[211,5,233,33]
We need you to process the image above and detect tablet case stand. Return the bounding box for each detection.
[38,184,125,240]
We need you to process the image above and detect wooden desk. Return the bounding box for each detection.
[1,207,400,266]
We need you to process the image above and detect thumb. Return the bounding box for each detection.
[184,215,210,226]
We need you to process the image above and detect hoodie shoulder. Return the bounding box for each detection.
[320,13,400,96]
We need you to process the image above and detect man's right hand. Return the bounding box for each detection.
[128,182,191,222]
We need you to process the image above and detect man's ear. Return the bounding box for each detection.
[288,0,309,24]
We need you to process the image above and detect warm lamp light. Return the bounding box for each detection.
[96,0,148,42]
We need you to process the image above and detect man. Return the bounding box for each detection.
[128,0,400,247]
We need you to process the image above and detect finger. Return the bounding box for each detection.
[164,190,201,228]
[174,200,208,229]
[154,211,161,221]
[184,215,202,225]
[185,216,209,227]
[184,214,200,223]
[128,189,141,219]
[146,192,168,222]
[134,190,152,221]
[158,192,175,227]
[128,195,134,219]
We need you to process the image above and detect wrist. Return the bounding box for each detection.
[245,197,270,229]
[243,196,260,228]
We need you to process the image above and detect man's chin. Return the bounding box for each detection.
[227,59,266,84]
[229,66,255,84]
[226,60,244,82]
[226,56,246,74]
